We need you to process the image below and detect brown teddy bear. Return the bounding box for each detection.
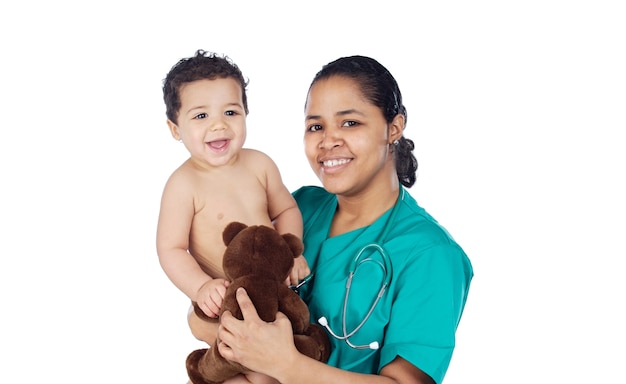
[186,221,331,384]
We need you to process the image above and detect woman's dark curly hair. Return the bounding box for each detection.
[308,55,418,188]
[162,49,249,124]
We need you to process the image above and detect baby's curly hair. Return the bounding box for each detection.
[163,49,249,124]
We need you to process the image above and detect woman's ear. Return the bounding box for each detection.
[166,119,181,141]
[389,114,405,143]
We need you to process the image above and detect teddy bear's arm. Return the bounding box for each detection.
[221,281,245,320]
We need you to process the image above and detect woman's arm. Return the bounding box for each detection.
[218,288,434,384]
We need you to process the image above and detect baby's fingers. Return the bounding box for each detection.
[198,300,219,318]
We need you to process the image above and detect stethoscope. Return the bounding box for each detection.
[292,190,402,350]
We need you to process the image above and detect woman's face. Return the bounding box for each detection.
[304,76,398,197]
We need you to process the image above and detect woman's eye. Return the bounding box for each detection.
[342,120,358,127]
[194,113,207,120]
[307,124,322,132]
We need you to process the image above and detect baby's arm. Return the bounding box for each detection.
[258,152,310,286]
[156,171,227,317]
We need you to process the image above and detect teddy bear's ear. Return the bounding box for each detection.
[282,233,304,257]
[223,221,248,245]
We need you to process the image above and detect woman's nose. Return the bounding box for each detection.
[319,131,341,149]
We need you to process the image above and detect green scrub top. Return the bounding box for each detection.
[293,186,473,384]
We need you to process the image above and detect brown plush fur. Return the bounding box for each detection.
[186,222,331,384]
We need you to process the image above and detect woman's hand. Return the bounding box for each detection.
[217,289,433,384]
[218,287,300,377]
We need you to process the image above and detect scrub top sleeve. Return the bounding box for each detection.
[379,243,472,384]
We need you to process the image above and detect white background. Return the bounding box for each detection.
[1,1,624,382]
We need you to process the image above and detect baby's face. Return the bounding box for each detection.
[170,77,247,168]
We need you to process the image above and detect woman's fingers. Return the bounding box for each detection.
[219,288,258,358]
[234,287,260,321]
[217,288,300,377]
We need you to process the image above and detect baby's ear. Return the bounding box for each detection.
[282,233,304,257]
[166,119,181,140]
[222,222,248,245]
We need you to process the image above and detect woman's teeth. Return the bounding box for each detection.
[323,159,350,167]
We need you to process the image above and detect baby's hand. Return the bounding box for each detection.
[286,255,311,287]
[195,278,229,318]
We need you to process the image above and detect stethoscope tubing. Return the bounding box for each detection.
[317,190,404,350]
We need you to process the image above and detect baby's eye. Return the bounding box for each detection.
[342,120,358,127]
[224,110,236,116]
[194,113,207,120]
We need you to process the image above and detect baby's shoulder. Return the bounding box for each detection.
[239,148,278,169]
[168,159,198,180]
[163,160,209,192]
[240,148,272,161]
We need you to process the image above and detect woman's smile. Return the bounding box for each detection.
[322,158,351,168]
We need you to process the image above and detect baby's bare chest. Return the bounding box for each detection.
[191,177,272,244]
[188,178,273,274]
